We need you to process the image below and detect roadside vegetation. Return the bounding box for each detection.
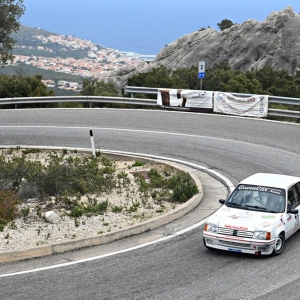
[0,148,199,232]
[127,63,300,99]
[2,62,300,113]
[0,61,299,122]
[125,63,300,122]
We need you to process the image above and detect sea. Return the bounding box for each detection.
[20,0,300,56]
[19,0,213,56]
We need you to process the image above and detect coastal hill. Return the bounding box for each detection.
[101,6,300,90]
[6,26,147,94]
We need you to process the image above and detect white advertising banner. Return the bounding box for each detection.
[157,89,213,108]
[213,92,269,117]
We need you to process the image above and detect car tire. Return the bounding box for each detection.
[272,233,285,256]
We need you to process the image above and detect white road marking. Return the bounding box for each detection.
[0,219,208,278]
[1,125,299,157]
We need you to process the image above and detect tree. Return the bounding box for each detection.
[0,73,56,109]
[202,62,235,91]
[81,78,119,97]
[172,66,198,90]
[127,66,188,99]
[0,0,25,66]
[217,19,234,31]
[219,73,263,94]
[80,78,120,108]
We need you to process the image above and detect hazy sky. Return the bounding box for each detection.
[20,0,300,54]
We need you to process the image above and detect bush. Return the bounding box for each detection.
[168,172,199,203]
[70,206,83,218]
[130,161,144,168]
[0,190,20,225]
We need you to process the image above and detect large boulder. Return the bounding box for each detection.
[45,211,61,224]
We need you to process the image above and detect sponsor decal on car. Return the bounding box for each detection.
[225,224,248,231]
[228,211,255,220]
[259,222,271,228]
[261,215,276,219]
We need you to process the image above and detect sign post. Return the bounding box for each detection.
[198,61,205,90]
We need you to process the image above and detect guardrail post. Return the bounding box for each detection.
[90,130,96,157]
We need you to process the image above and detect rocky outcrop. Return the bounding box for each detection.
[153,6,300,73]
[99,61,150,93]
[102,6,300,91]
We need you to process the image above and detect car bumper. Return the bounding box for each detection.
[203,232,276,255]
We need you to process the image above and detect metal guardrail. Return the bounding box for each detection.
[124,86,300,119]
[0,95,157,107]
[0,87,299,119]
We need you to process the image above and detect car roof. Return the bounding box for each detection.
[240,173,300,190]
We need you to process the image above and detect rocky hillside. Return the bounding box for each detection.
[154,6,299,73]
[103,6,300,89]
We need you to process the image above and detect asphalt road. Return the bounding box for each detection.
[1,108,300,300]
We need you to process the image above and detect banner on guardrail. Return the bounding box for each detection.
[157,89,213,108]
[213,92,269,117]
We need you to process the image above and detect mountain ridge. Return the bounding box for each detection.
[154,5,299,73]
[100,6,300,90]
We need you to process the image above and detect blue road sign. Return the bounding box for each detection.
[198,72,205,79]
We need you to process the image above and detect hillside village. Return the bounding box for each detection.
[12,32,151,92]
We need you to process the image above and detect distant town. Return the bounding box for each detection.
[12,33,155,92]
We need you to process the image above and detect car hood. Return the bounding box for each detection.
[208,206,281,231]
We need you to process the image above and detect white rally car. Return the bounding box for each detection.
[203,173,300,256]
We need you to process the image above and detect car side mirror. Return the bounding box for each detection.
[219,199,226,204]
[287,208,298,214]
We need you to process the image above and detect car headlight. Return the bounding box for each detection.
[204,223,218,233]
[253,231,271,240]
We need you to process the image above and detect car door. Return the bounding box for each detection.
[285,184,300,238]
[293,182,300,231]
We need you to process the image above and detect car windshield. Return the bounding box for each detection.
[226,184,286,213]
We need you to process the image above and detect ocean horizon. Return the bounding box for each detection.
[20,1,204,56]
[19,1,300,56]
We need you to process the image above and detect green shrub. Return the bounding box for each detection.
[84,200,108,215]
[128,200,139,212]
[101,156,113,167]
[111,205,123,213]
[22,148,41,155]
[0,190,20,223]
[130,160,144,168]
[70,206,83,218]
[171,176,199,203]
[0,217,12,231]
[148,168,165,188]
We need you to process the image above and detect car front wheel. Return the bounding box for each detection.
[272,233,285,256]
